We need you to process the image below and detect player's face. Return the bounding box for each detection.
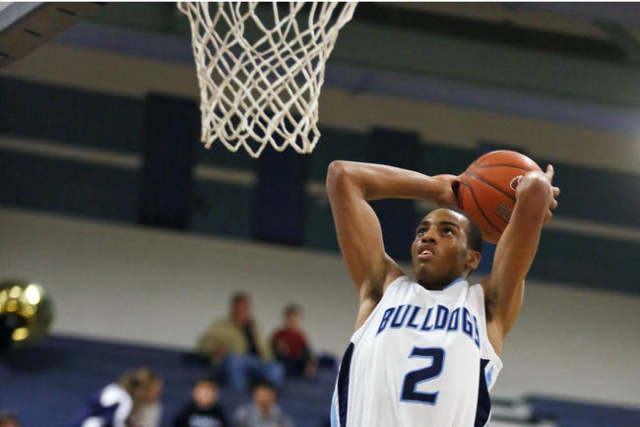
[411,209,472,289]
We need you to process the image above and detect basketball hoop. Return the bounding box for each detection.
[178,2,357,158]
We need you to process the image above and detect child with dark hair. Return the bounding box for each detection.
[233,381,294,427]
[173,377,228,427]
[271,304,316,378]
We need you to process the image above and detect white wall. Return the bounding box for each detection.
[0,208,359,354]
[0,208,639,408]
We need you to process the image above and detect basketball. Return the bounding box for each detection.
[457,150,542,244]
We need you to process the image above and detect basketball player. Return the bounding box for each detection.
[326,161,559,426]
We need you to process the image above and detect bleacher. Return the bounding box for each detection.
[0,335,335,427]
[2,335,639,426]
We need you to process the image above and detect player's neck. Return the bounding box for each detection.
[418,276,465,291]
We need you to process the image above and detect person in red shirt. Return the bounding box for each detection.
[271,304,317,379]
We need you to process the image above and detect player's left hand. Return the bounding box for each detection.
[543,165,560,224]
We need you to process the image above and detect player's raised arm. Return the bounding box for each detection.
[326,161,457,300]
[482,165,560,354]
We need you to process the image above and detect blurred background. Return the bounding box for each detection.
[0,2,638,426]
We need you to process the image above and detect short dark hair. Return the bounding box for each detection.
[252,379,276,392]
[284,304,301,317]
[442,206,483,254]
[196,375,218,388]
[231,292,249,306]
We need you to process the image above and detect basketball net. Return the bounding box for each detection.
[178,2,357,158]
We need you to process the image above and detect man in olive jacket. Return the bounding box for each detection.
[197,293,284,391]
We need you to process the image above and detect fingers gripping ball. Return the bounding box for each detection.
[457,150,542,244]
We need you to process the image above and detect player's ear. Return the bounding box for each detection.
[466,250,481,271]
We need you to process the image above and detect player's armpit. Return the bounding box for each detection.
[483,168,558,343]
[351,256,404,330]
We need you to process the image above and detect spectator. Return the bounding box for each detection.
[233,381,294,427]
[0,412,19,427]
[196,293,284,391]
[69,368,161,427]
[173,377,228,427]
[130,369,164,427]
[271,304,317,379]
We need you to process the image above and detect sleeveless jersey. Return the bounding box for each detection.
[331,276,502,427]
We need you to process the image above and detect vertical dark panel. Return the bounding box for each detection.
[138,94,198,230]
[0,76,143,152]
[252,148,307,245]
[368,127,419,262]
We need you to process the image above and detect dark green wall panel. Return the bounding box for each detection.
[0,150,138,222]
[1,77,638,294]
[546,162,640,228]
[418,143,478,176]
[0,77,143,153]
[191,181,253,239]
[196,140,258,171]
[304,195,339,252]
[2,76,637,228]
[532,229,639,293]
[308,128,370,181]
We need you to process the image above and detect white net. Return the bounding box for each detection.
[178,2,357,158]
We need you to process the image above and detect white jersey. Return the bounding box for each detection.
[331,276,502,427]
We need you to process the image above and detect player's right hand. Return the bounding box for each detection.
[543,164,560,224]
[518,165,559,224]
[432,174,460,207]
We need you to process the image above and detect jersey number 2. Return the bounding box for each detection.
[401,347,445,405]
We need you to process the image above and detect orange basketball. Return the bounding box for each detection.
[457,150,542,244]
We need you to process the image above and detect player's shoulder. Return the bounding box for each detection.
[467,280,484,291]
[466,280,489,302]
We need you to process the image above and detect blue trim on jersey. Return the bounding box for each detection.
[330,392,338,427]
[337,342,355,427]
[474,359,492,426]
[442,277,465,290]
[485,366,494,389]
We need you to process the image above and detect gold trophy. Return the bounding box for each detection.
[0,280,54,353]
